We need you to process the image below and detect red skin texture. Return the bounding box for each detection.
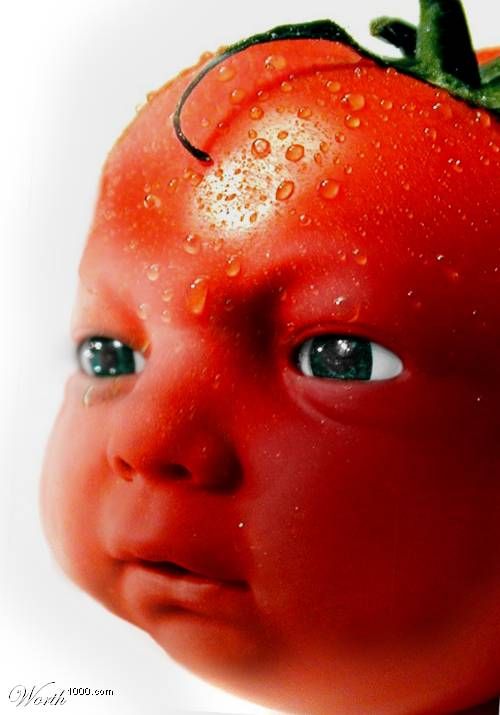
[40,39,500,715]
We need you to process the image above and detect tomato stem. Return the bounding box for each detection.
[416,0,480,88]
[173,1,499,163]
[370,18,417,58]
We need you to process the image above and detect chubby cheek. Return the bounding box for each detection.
[40,377,118,608]
[244,404,500,653]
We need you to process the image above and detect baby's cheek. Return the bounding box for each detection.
[40,377,116,603]
[243,409,500,649]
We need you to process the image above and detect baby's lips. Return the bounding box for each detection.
[106,536,249,586]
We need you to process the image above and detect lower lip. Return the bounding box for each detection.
[121,562,253,623]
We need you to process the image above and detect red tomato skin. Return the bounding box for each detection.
[41,39,500,715]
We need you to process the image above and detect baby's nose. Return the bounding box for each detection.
[105,336,242,492]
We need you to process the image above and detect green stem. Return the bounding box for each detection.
[370,18,417,58]
[172,1,498,163]
[416,0,480,87]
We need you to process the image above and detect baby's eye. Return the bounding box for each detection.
[77,336,146,378]
[295,335,403,381]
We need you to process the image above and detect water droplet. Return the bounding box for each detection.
[167,178,178,191]
[475,111,491,128]
[450,158,464,173]
[320,141,329,153]
[335,132,346,143]
[297,106,312,119]
[249,106,264,120]
[189,172,203,187]
[436,254,445,262]
[265,54,287,70]
[238,522,245,529]
[432,102,453,119]
[183,233,201,254]
[186,277,209,315]
[353,248,367,266]
[249,211,258,223]
[280,81,293,93]
[277,130,289,140]
[137,303,150,320]
[82,385,94,408]
[343,93,365,110]
[162,287,173,302]
[144,193,161,209]
[344,164,353,175]
[326,80,341,93]
[424,127,438,141]
[344,114,361,128]
[380,98,393,110]
[230,88,246,104]
[286,144,305,162]
[161,310,171,323]
[314,153,323,165]
[217,65,235,82]
[248,128,257,139]
[299,213,311,226]
[276,180,295,201]
[445,268,460,282]
[318,178,340,200]
[226,255,241,277]
[257,89,269,101]
[252,138,271,158]
[212,237,224,251]
[146,264,160,281]
[200,117,210,127]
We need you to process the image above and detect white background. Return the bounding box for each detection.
[0,2,498,714]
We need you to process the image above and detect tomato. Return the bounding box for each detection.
[41,2,500,714]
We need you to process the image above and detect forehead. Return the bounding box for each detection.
[80,54,500,331]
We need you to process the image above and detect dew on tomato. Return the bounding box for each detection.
[285,143,304,161]
[186,276,209,315]
[230,88,246,104]
[342,93,366,111]
[249,106,264,120]
[183,233,201,255]
[318,178,341,200]
[137,303,150,320]
[275,180,295,201]
[216,65,235,82]
[264,54,287,71]
[146,263,160,281]
[143,193,161,209]
[161,287,173,303]
[225,255,241,277]
[297,106,312,119]
[251,138,271,157]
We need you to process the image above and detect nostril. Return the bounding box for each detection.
[111,456,134,482]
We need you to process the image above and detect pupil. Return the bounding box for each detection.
[309,336,372,379]
[87,338,135,377]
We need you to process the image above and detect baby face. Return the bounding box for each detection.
[41,40,500,714]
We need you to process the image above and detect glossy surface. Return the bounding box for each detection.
[41,38,500,714]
